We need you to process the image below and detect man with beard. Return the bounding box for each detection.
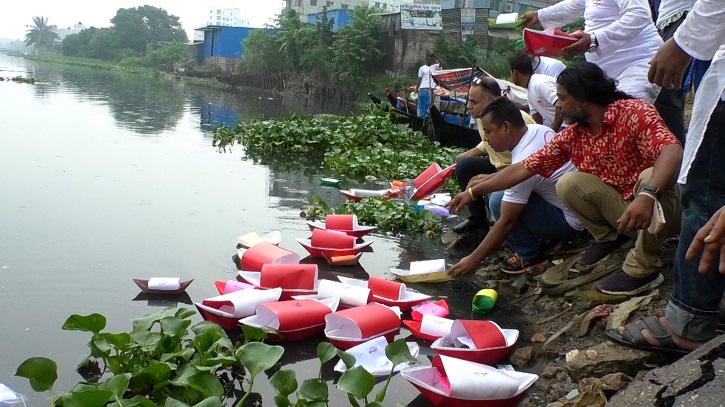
[448,62,683,296]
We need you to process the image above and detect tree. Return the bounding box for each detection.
[274,8,308,72]
[330,5,384,84]
[25,16,59,54]
[110,5,187,54]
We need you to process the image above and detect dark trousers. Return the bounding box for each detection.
[653,15,687,142]
[455,156,497,221]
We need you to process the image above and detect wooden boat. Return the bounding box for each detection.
[427,105,480,149]
[133,278,193,295]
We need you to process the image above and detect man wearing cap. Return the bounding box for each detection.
[451,76,537,234]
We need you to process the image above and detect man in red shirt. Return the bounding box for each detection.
[448,62,683,296]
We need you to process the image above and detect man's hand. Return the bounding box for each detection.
[446,191,473,214]
[648,38,692,90]
[686,206,725,274]
[617,195,655,233]
[447,255,480,277]
[562,32,590,55]
[467,174,494,189]
[521,11,539,28]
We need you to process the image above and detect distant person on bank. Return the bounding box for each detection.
[414,53,443,118]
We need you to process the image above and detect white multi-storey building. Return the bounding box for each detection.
[207,8,250,27]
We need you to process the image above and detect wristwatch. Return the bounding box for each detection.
[587,32,598,53]
[642,184,661,198]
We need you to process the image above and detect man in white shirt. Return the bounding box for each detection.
[606,0,725,354]
[510,54,563,130]
[514,39,567,78]
[522,0,662,103]
[414,53,443,118]
[447,97,583,276]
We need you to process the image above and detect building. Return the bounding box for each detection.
[53,22,86,41]
[284,0,368,19]
[207,8,250,28]
[306,9,353,29]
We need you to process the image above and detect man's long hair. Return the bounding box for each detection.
[556,62,633,105]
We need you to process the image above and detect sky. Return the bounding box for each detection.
[0,0,286,40]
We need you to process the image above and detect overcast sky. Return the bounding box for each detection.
[0,0,286,40]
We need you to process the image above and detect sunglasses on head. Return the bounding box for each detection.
[472,76,498,95]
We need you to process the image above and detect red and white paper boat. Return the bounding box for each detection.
[236,230,282,249]
[294,279,372,309]
[324,302,402,350]
[340,188,390,202]
[412,299,450,320]
[194,288,282,331]
[337,276,430,311]
[403,314,455,342]
[296,229,373,258]
[238,242,300,271]
[322,252,362,266]
[239,263,319,301]
[239,297,339,342]
[431,320,519,365]
[333,336,420,376]
[214,280,258,295]
[411,163,457,200]
[523,27,578,57]
[307,214,377,238]
[401,355,538,407]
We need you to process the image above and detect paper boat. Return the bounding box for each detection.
[295,279,372,309]
[401,355,538,407]
[319,177,343,188]
[236,230,282,249]
[238,263,319,301]
[133,278,193,295]
[403,314,455,342]
[337,276,430,311]
[323,252,362,266]
[296,229,373,258]
[333,336,420,376]
[238,242,300,271]
[214,280,258,295]
[325,302,402,350]
[488,12,526,29]
[240,297,340,342]
[307,214,377,238]
[411,163,457,200]
[340,188,389,202]
[523,27,578,57]
[412,299,450,320]
[194,288,282,331]
[431,320,519,365]
[390,259,452,283]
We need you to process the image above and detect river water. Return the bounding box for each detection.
[0,54,515,406]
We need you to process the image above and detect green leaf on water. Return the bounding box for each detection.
[297,378,328,401]
[270,369,298,396]
[337,349,357,370]
[60,389,113,407]
[97,373,131,400]
[316,342,337,365]
[62,313,106,334]
[237,342,284,379]
[337,366,375,399]
[15,357,57,392]
[385,338,418,367]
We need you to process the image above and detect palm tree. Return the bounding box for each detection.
[25,16,59,54]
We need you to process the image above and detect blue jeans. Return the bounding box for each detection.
[666,101,725,342]
[455,156,497,222]
[489,191,580,262]
[417,88,433,118]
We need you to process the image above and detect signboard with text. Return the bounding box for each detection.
[460,8,476,37]
[400,1,442,30]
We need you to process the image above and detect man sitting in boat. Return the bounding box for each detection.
[510,54,564,131]
[446,97,583,275]
[451,76,537,234]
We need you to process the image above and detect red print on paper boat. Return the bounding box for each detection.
[296,229,373,258]
[324,302,402,350]
[238,263,319,301]
[337,276,430,311]
[430,320,519,366]
[194,288,282,331]
[238,242,300,271]
[307,214,377,238]
[400,355,538,407]
[411,163,457,200]
[133,278,193,295]
[240,297,340,342]
[523,28,578,57]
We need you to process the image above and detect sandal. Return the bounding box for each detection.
[605,316,690,355]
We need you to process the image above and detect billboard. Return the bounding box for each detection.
[400,1,442,30]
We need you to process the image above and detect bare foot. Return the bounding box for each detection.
[618,316,704,352]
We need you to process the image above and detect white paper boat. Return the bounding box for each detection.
[239,297,339,342]
[401,355,538,407]
[237,230,282,249]
[338,276,430,310]
[390,259,452,283]
[333,336,420,376]
[194,288,282,330]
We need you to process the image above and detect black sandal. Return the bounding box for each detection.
[605,316,690,356]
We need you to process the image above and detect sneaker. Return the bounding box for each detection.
[452,217,489,234]
[499,254,547,275]
[580,235,631,266]
[595,269,664,296]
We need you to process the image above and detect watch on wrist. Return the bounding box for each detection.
[587,32,598,53]
[642,184,661,198]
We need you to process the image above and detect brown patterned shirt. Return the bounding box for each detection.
[521,99,680,200]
